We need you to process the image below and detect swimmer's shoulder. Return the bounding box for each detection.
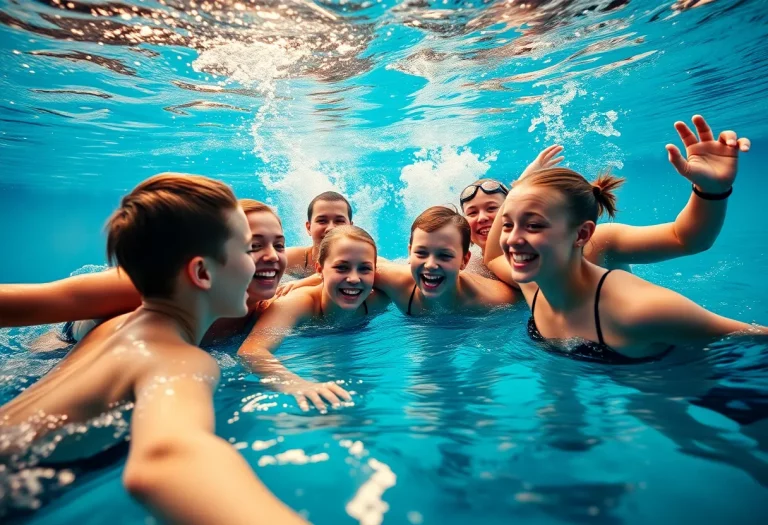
[366,289,392,313]
[461,272,520,307]
[266,286,319,319]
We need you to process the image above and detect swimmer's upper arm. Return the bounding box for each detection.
[373,263,412,300]
[591,222,696,266]
[125,352,306,525]
[617,280,756,346]
[0,268,141,328]
[486,255,517,287]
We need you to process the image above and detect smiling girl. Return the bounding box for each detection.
[237,225,390,411]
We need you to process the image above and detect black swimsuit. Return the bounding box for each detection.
[407,284,418,316]
[528,270,671,364]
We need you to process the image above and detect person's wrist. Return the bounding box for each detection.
[692,184,732,200]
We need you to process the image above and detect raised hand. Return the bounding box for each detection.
[518,144,565,181]
[665,115,750,194]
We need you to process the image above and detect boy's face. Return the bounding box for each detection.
[210,207,257,318]
[306,200,351,247]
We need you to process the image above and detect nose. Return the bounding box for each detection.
[346,271,361,285]
[503,226,525,252]
[259,244,280,263]
[325,223,339,234]
[424,256,439,270]
[478,211,490,225]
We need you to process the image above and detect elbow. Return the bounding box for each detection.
[123,439,186,501]
[679,237,714,256]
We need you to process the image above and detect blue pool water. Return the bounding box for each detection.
[2,0,768,523]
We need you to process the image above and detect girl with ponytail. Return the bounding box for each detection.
[494,165,766,362]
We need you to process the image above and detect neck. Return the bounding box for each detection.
[140,297,210,345]
[534,255,593,312]
[420,276,462,312]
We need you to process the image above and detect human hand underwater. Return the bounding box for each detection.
[666,114,751,194]
[278,378,352,413]
[518,144,565,181]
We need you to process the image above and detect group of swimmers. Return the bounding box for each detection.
[0,114,764,522]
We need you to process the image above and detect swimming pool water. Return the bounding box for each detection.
[2,0,768,523]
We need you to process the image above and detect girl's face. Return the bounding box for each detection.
[246,211,287,300]
[462,192,505,250]
[306,200,351,248]
[409,226,471,298]
[500,185,591,284]
[318,237,376,310]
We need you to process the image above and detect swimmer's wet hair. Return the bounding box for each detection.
[307,191,353,222]
[317,225,377,267]
[239,198,282,226]
[106,173,238,299]
[410,205,471,255]
[513,167,624,224]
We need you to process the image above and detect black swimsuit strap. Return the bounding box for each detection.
[531,287,540,316]
[304,248,310,269]
[363,300,369,315]
[594,270,613,345]
[407,284,418,316]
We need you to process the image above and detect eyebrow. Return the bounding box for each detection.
[251,234,285,241]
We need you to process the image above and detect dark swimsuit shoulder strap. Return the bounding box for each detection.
[304,248,310,269]
[363,300,369,315]
[407,284,418,316]
[531,287,541,316]
[594,270,613,345]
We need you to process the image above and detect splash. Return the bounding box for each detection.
[398,146,497,217]
[345,458,397,525]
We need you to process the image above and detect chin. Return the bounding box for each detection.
[247,285,275,301]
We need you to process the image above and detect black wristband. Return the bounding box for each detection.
[692,184,732,201]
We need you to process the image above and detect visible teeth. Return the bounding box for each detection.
[478,227,490,235]
[340,289,362,296]
[254,270,277,278]
[422,274,442,283]
[512,253,536,263]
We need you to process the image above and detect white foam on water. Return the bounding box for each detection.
[398,146,498,217]
[346,458,397,525]
[257,449,330,467]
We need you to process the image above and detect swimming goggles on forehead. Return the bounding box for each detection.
[459,180,509,205]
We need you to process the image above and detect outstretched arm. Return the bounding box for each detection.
[238,292,350,412]
[124,356,307,525]
[616,279,766,358]
[0,268,141,328]
[590,115,750,266]
[275,273,322,298]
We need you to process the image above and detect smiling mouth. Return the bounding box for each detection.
[253,270,278,280]
[510,253,539,268]
[477,227,490,236]
[420,274,445,290]
[339,288,362,297]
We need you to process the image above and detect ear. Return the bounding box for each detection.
[305,221,311,236]
[574,221,597,248]
[185,256,213,291]
[315,261,323,276]
[460,250,472,270]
